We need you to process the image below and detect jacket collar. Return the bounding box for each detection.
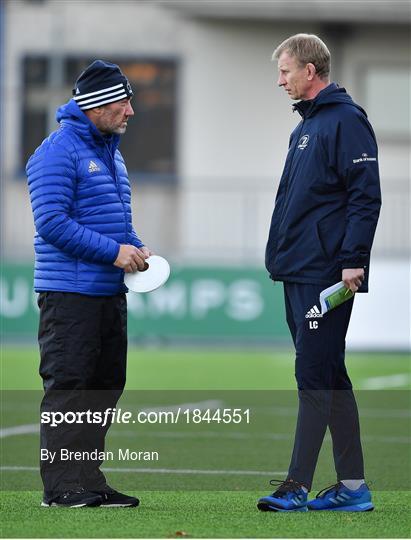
[292,82,339,118]
[56,99,120,150]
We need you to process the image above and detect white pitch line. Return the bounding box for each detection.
[0,465,286,476]
[109,431,410,444]
[0,423,39,438]
[1,425,409,444]
[110,430,293,441]
[0,401,225,439]
[255,406,410,418]
[1,402,409,438]
[360,373,410,390]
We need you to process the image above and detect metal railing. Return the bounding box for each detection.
[2,176,409,264]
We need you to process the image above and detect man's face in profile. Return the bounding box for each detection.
[277,51,310,101]
[96,98,134,135]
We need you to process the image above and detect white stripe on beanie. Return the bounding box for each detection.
[75,87,126,107]
[79,92,129,110]
[73,82,124,101]
[75,84,129,110]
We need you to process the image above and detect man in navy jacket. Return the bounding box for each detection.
[258,34,381,513]
[27,61,149,508]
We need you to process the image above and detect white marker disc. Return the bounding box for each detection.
[124,255,170,293]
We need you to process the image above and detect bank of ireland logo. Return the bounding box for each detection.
[353,152,377,164]
[297,134,310,150]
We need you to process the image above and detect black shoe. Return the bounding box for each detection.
[94,487,139,507]
[41,488,103,507]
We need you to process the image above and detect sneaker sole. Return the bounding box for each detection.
[257,501,308,512]
[100,502,139,508]
[41,499,102,508]
[308,503,374,512]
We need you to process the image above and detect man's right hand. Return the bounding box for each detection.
[114,245,149,273]
[342,268,365,293]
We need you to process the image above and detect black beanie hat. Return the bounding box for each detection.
[72,60,133,110]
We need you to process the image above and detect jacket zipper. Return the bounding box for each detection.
[104,142,129,285]
[105,141,128,234]
[277,101,316,230]
[269,113,308,278]
[278,119,306,229]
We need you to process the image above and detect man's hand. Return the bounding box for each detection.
[114,245,149,273]
[140,246,154,258]
[342,268,364,293]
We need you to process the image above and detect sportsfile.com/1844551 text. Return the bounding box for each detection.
[40,408,251,427]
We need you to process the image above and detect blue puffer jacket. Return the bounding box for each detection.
[26,99,144,296]
[265,83,381,292]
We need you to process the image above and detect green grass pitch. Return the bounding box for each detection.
[1,346,410,538]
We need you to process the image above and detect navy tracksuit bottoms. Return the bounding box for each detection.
[283,282,364,489]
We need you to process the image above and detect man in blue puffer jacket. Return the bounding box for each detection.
[27,60,150,508]
[258,35,381,513]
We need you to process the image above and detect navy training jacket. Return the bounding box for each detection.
[26,99,144,296]
[265,83,381,292]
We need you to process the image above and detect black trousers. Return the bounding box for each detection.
[37,292,127,500]
[283,283,364,490]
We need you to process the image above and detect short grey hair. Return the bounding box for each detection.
[273,33,331,79]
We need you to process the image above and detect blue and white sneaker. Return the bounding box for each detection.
[257,479,308,512]
[307,482,374,512]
